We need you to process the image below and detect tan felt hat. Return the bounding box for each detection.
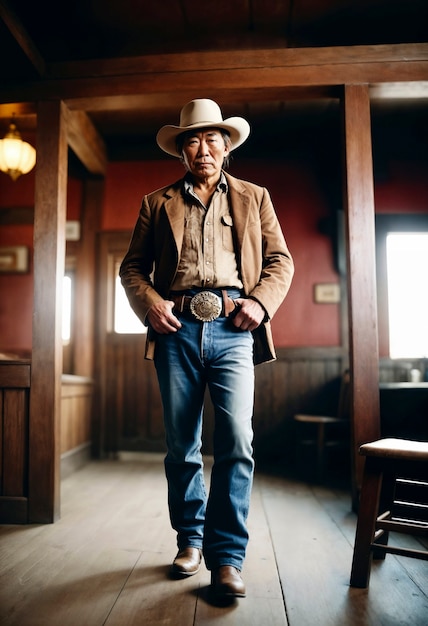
[156,99,250,157]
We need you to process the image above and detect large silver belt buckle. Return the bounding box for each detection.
[190,291,222,322]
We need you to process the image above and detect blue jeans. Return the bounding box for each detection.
[154,290,255,571]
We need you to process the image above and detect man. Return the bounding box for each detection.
[120,99,294,599]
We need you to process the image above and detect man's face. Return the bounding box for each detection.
[181,129,229,180]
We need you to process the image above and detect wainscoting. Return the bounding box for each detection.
[0,358,30,524]
[0,363,94,523]
[60,375,94,479]
[97,340,347,465]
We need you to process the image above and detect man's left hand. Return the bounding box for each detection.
[231,298,265,331]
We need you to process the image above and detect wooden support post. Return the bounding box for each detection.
[73,178,104,378]
[29,101,68,522]
[342,84,380,510]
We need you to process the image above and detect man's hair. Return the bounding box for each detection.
[176,129,232,169]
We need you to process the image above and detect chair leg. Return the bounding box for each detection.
[350,458,383,588]
[316,422,325,481]
[372,470,395,560]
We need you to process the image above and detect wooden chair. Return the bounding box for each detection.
[294,370,350,481]
[350,438,428,588]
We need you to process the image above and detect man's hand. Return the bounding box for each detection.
[147,300,182,333]
[232,298,265,331]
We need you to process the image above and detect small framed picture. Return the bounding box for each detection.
[314,283,340,304]
[0,246,29,274]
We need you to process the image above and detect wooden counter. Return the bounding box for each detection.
[380,382,428,440]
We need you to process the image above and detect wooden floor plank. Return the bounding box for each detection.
[105,549,202,626]
[195,480,288,626]
[260,474,428,626]
[0,455,426,626]
[312,481,428,593]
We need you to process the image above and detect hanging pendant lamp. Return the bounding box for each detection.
[0,120,36,181]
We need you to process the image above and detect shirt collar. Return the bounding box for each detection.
[183,171,228,197]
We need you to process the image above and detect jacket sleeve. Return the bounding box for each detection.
[244,186,294,320]
[119,195,164,325]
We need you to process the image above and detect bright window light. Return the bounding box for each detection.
[386,232,428,358]
[62,275,72,342]
[114,275,146,334]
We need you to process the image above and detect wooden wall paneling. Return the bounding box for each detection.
[0,363,31,386]
[0,389,2,493]
[93,231,125,458]
[138,339,162,442]
[104,339,121,456]
[2,389,28,496]
[252,348,345,464]
[343,84,380,509]
[127,340,141,439]
[111,335,164,452]
[29,100,68,523]
[60,376,93,479]
[0,361,31,523]
[95,232,166,457]
[255,358,290,462]
[114,342,125,450]
[60,376,93,453]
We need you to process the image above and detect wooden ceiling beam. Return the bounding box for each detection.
[63,87,340,114]
[63,108,107,176]
[47,43,428,79]
[0,44,426,106]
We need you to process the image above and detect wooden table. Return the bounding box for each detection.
[379,382,428,441]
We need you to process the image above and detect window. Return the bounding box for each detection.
[386,233,428,358]
[62,274,72,342]
[114,262,146,334]
[376,215,428,359]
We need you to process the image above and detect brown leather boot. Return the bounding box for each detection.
[211,566,246,597]
[170,547,202,577]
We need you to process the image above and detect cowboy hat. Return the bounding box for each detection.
[156,99,250,157]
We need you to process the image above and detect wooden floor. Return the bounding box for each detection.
[0,453,427,626]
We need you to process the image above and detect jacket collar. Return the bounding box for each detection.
[162,172,251,250]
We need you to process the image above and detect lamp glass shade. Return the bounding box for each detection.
[0,123,36,181]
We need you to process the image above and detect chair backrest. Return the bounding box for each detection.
[337,369,351,420]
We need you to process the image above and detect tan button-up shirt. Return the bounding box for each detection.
[171,175,244,291]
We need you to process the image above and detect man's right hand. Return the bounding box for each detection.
[146,300,182,334]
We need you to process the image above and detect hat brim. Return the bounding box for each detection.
[156,117,250,157]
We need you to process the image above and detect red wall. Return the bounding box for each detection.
[0,172,35,354]
[1,152,427,355]
[375,161,428,214]
[103,158,342,348]
[0,172,82,354]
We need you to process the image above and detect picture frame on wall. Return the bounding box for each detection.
[0,246,29,274]
[314,282,341,304]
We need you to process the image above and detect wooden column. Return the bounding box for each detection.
[73,178,104,378]
[343,84,380,509]
[29,101,68,522]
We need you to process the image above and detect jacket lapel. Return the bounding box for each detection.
[162,174,250,255]
[163,185,186,254]
[226,174,250,250]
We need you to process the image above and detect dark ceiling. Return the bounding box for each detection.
[0,0,427,161]
[2,0,427,67]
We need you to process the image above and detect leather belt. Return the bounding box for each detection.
[170,290,237,322]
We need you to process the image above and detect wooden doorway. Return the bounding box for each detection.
[95,232,165,457]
